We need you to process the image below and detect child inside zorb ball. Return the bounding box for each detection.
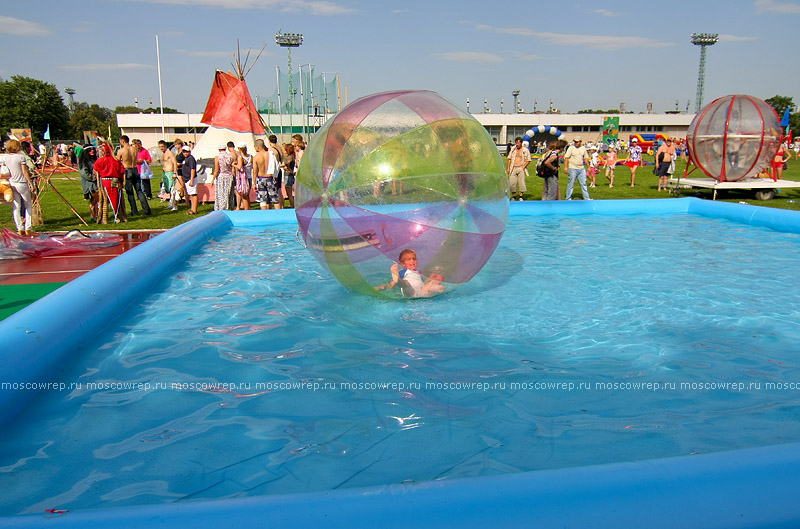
[294,90,510,299]
[374,249,446,298]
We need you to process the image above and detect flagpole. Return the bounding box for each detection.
[156,35,165,140]
[276,66,283,141]
[299,65,305,139]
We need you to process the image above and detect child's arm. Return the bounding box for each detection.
[375,263,400,291]
[422,273,446,295]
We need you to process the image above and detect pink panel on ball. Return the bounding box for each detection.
[321,91,414,187]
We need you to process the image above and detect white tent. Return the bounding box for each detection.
[191,50,270,181]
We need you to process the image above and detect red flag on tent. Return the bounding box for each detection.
[201,70,266,135]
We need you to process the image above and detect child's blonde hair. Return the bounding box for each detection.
[399,249,416,261]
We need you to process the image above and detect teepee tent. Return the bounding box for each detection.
[192,46,269,165]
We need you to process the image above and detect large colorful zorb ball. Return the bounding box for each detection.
[687,94,781,182]
[295,90,509,299]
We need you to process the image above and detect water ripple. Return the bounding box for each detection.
[2,217,800,514]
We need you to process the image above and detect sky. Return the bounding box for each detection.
[1,0,799,116]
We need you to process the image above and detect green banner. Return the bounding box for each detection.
[602,116,619,145]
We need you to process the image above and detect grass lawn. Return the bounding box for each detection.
[3,165,224,232]
[3,155,800,232]
[515,153,800,208]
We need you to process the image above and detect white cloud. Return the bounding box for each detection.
[0,15,51,36]
[59,63,155,71]
[718,34,758,42]
[509,51,541,61]
[127,0,355,15]
[432,51,505,63]
[755,0,800,13]
[476,24,674,51]
[594,9,618,16]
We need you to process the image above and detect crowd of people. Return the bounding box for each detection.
[0,132,308,231]
[504,135,795,201]
[52,133,307,224]
[164,133,305,215]
[4,130,800,233]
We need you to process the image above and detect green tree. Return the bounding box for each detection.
[765,95,800,135]
[113,105,180,114]
[69,102,115,141]
[0,76,70,142]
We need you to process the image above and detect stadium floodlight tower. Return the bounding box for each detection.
[512,90,520,113]
[64,88,76,114]
[691,33,719,113]
[275,30,303,113]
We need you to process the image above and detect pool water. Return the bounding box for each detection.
[2,213,800,515]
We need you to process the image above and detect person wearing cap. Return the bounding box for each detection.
[506,136,530,201]
[563,137,591,201]
[180,144,199,214]
[628,137,643,187]
[211,142,235,210]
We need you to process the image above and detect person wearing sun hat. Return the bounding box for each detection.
[628,137,643,187]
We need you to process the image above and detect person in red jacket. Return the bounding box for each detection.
[93,143,127,223]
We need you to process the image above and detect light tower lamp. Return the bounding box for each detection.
[512,90,520,114]
[691,33,719,113]
[64,88,76,115]
[275,30,304,113]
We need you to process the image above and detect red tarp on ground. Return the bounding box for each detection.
[1,228,123,258]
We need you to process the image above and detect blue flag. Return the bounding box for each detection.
[43,124,51,140]
[780,108,790,128]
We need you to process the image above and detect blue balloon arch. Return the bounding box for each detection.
[521,125,566,148]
